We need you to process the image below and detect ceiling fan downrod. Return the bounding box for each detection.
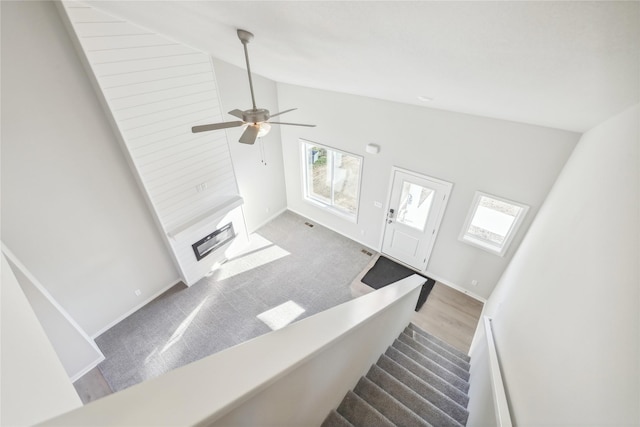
[237,29,257,112]
[190,28,315,144]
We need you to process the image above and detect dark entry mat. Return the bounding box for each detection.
[361,256,435,311]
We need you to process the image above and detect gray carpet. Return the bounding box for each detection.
[94,211,375,393]
[322,323,471,427]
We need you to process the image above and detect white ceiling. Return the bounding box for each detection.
[85,1,639,133]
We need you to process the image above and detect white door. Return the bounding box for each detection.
[381,168,452,271]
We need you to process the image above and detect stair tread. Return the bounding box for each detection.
[393,339,470,393]
[403,327,471,371]
[324,323,473,427]
[408,323,470,362]
[354,377,430,427]
[386,346,469,408]
[377,354,469,426]
[337,390,395,427]
[398,332,470,381]
[321,410,354,427]
[367,364,463,427]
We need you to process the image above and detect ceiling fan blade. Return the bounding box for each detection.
[268,121,316,128]
[269,108,297,119]
[239,124,260,144]
[191,121,244,133]
[228,109,244,119]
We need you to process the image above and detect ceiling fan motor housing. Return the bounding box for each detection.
[190,29,314,143]
[243,108,270,124]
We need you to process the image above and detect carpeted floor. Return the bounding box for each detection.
[91,211,376,395]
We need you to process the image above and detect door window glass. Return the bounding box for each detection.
[396,181,434,232]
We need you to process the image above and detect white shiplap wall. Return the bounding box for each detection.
[60,2,249,285]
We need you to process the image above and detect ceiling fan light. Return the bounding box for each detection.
[190,30,314,138]
[257,122,271,137]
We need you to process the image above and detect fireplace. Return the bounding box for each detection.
[191,222,236,261]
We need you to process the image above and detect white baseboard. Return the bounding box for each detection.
[286,207,377,251]
[284,208,485,303]
[90,278,182,339]
[424,271,487,303]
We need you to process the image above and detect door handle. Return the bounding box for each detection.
[387,208,395,224]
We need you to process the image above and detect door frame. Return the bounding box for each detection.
[379,166,453,272]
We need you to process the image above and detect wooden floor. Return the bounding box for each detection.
[351,254,484,354]
[411,281,484,354]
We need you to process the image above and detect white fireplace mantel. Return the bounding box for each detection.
[167,196,244,240]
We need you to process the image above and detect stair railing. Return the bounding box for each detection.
[37,275,426,426]
[484,316,513,427]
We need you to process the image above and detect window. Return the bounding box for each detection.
[396,181,435,232]
[301,140,363,221]
[459,191,529,256]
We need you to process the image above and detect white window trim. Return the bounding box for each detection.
[459,191,529,257]
[300,139,363,223]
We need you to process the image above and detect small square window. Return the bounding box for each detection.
[301,140,363,221]
[459,192,529,256]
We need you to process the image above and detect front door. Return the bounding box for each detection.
[381,168,452,271]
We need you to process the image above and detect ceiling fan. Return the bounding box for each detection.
[192,29,315,145]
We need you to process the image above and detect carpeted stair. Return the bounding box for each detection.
[322,323,471,427]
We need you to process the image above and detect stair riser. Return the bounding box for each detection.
[322,324,472,427]
[404,328,471,371]
[355,377,430,427]
[321,410,354,427]
[385,346,470,407]
[377,355,469,426]
[408,323,470,362]
[398,333,470,381]
[367,364,463,427]
[393,340,470,393]
[337,391,395,427]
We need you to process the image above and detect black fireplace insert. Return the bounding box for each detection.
[192,222,236,261]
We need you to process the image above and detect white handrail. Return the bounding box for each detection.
[484,316,513,427]
[38,275,426,426]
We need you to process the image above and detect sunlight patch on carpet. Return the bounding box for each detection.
[162,297,207,353]
[209,234,290,281]
[257,300,305,331]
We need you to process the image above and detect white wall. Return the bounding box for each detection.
[278,84,579,298]
[1,1,178,336]
[1,254,82,426]
[60,3,255,287]
[471,104,639,425]
[3,245,104,382]
[212,58,288,232]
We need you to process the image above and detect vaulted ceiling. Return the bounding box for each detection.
[84,1,639,133]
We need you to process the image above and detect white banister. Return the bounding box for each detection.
[484,316,513,427]
[38,275,426,426]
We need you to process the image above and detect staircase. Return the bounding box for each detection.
[322,323,471,427]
